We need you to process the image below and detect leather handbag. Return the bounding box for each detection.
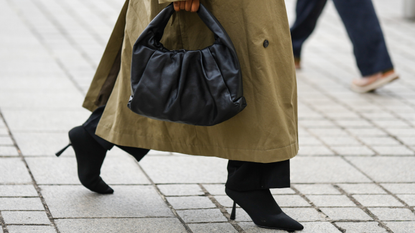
[128,3,246,126]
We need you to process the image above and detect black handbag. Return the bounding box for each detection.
[127,3,246,126]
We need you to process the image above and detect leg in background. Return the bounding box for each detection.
[332,0,394,76]
[290,0,328,68]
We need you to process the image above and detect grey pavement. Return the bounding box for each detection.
[0,0,414,232]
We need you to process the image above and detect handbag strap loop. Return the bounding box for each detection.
[138,3,237,54]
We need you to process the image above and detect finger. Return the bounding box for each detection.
[191,0,200,12]
[185,0,193,11]
[173,2,180,11]
[179,2,185,10]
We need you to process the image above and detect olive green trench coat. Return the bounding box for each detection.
[82,0,299,163]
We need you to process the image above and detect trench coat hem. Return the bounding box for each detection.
[95,123,299,163]
[82,0,130,112]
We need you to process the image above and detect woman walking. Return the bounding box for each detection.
[58,0,303,231]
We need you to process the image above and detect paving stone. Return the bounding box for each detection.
[203,184,226,195]
[2,211,50,224]
[291,157,371,183]
[270,188,296,195]
[381,184,415,194]
[158,184,204,196]
[299,137,324,146]
[7,226,56,233]
[320,207,372,221]
[319,136,362,146]
[55,218,186,233]
[358,137,401,146]
[371,146,415,155]
[0,136,13,145]
[294,184,341,195]
[299,120,337,128]
[238,222,286,233]
[217,194,309,209]
[338,184,387,194]
[346,128,388,137]
[1,110,90,132]
[0,146,19,156]
[306,195,356,207]
[369,208,415,221]
[0,77,75,91]
[331,146,375,156]
[0,158,32,183]
[0,90,83,110]
[176,209,227,223]
[13,132,75,156]
[140,155,227,184]
[240,222,341,233]
[307,128,349,136]
[335,120,373,128]
[274,195,311,207]
[0,198,44,210]
[361,112,396,119]
[385,128,415,137]
[0,185,38,197]
[397,195,415,206]
[385,221,415,233]
[26,155,150,185]
[353,195,404,207]
[232,200,321,223]
[335,222,388,233]
[285,207,327,222]
[188,223,237,233]
[144,150,172,156]
[347,157,415,182]
[297,146,335,156]
[166,196,215,209]
[0,128,8,135]
[215,195,234,208]
[373,120,410,128]
[323,111,360,119]
[396,136,415,145]
[40,186,172,218]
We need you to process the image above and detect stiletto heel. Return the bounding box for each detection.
[225,187,303,231]
[230,201,236,220]
[55,143,71,157]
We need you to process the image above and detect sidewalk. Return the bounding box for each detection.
[0,0,414,232]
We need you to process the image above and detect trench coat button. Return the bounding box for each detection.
[263,40,269,48]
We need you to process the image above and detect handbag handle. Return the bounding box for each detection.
[136,3,237,55]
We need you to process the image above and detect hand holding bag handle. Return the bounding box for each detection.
[128,3,247,126]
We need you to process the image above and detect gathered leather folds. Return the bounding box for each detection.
[128,4,246,126]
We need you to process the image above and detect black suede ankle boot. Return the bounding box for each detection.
[116,145,149,162]
[226,187,303,231]
[59,126,113,194]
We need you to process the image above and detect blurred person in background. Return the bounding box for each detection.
[290,0,399,93]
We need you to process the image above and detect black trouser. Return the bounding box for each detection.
[83,106,290,191]
[291,0,394,76]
